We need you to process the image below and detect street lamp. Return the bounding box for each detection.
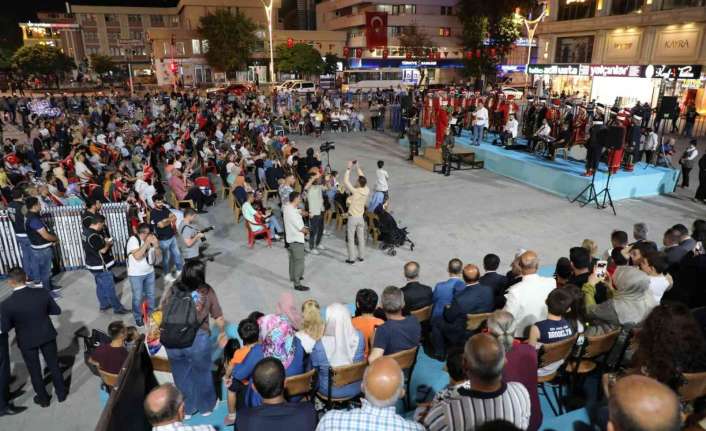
[513,1,549,82]
[259,0,276,83]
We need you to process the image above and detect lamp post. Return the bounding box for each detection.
[260,0,276,83]
[513,1,549,85]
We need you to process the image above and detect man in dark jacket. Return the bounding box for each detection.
[401,261,432,314]
[1,268,66,407]
[479,254,509,309]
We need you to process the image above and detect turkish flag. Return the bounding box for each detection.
[365,12,387,49]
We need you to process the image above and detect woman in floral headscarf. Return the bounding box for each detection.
[231,314,306,407]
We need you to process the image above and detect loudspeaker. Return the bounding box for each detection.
[606,125,626,149]
[658,96,678,119]
[400,94,412,111]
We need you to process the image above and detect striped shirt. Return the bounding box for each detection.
[423,382,531,431]
[152,422,215,431]
[317,399,424,431]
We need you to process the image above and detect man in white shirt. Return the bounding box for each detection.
[375,160,389,200]
[529,118,551,153]
[283,191,310,292]
[472,102,489,146]
[500,114,519,147]
[126,223,161,327]
[503,251,556,338]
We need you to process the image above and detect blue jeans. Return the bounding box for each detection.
[16,236,36,282]
[128,272,156,324]
[92,270,123,310]
[267,217,283,235]
[166,330,216,415]
[473,125,484,145]
[31,247,54,291]
[159,237,183,274]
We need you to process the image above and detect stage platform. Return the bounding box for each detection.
[400,128,679,201]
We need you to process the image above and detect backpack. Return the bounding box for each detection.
[160,287,206,349]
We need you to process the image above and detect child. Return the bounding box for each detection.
[528,288,575,377]
[224,318,260,426]
[375,160,389,202]
[351,289,384,359]
[413,348,469,421]
[639,250,672,303]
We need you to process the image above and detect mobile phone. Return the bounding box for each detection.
[352,160,357,164]
[595,260,608,278]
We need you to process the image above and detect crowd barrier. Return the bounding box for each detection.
[0,203,131,275]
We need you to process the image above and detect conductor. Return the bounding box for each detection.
[584,120,607,177]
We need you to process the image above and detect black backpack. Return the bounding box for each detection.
[160,287,206,349]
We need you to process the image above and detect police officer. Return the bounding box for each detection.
[83,214,128,314]
[8,189,34,284]
[407,117,421,161]
[24,197,60,297]
[441,125,455,177]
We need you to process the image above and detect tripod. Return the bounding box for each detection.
[596,167,617,215]
[321,148,334,171]
[570,168,601,209]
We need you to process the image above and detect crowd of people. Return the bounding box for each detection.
[0,85,705,431]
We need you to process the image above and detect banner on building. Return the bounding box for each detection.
[365,11,387,49]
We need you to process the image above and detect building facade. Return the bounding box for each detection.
[533,0,706,111]
[315,0,465,83]
[19,12,85,66]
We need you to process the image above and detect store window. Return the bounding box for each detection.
[81,14,96,25]
[192,39,201,54]
[108,46,121,56]
[438,27,451,37]
[391,4,416,14]
[557,0,596,20]
[128,14,142,25]
[85,46,99,55]
[105,14,119,25]
[555,36,594,63]
[201,39,209,53]
[150,15,164,27]
[168,16,180,27]
[611,0,645,15]
[440,6,453,15]
[661,0,704,9]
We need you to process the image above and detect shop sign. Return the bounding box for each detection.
[644,64,702,79]
[654,29,701,59]
[527,63,702,79]
[527,64,581,75]
[604,33,641,61]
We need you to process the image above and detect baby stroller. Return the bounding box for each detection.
[374,205,414,256]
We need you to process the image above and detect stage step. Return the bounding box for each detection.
[413,147,483,172]
[423,147,444,163]
[413,155,437,172]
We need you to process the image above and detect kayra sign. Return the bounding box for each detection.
[528,63,702,79]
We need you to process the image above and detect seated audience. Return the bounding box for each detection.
[401,261,433,313]
[368,286,421,363]
[638,251,671,303]
[312,303,365,398]
[424,334,531,431]
[487,311,542,431]
[294,299,324,354]
[608,375,681,431]
[528,288,576,376]
[431,264,494,358]
[352,289,384,358]
[235,358,316,431]
[224,318,260,425]
[317,357,424,431]
[88,320,129,374]
[503,251,556,338]
[431,258,465,319]
[568,246,591,287]
[479,254,509,309]
[144,383,215,431]
[554,257,573,288]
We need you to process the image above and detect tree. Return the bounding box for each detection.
[323,53,341,75]
[398,25,434,59]
[90,53,116,77]
[11,44,75,88]
[198,8,259,76]
[275,43,324,77]
[457,0,528,81]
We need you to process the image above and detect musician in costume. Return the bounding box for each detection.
[572,103,589,146]
[625,115,643,171]
[435,101,449,149]
[440,125,455,176]
[584,119,607,177]
[606,113,629,174]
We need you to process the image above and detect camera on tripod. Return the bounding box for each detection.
[320,141,335,152]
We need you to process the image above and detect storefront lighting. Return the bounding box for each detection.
[646,0,652,4]
[596,0,603,10]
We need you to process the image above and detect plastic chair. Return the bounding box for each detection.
[466,312,493,331]
[233,197,243,224]
[364,211,381,244]
[245,220,272,248]
[334,201,349,231]
[385,347,419,409]
[98,368,119,392]
[317,361,367,410]
[537,334,579,416]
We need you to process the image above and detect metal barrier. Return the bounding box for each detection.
[0,203,131,275]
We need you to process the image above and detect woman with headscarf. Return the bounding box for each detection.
[231,314,306,407]
[295,299,324,354]
[582,266,657,335]
[311,303,365,399]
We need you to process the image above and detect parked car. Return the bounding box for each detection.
[206,82,254,95]
[276,80,301,92]
[288,81,316,94]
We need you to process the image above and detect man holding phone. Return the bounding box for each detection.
[343,160,370,264]
[84,214,128,314]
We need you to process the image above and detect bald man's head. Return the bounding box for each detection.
[608,375,680,431]
[144,384,183,426]
[462,264,480,284]
[362,357,404,408]
[464,333,505,385]
[519,251,539,275]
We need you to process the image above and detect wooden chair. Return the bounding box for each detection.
[386,346,419,409]
[364,211,381,244]
[245,220,272,248]
[317,361,368,410]
[411,305,432,324]
[466,312,493,332]
[233,197,243,224]
[98,368,119,392]
[323,207,334,226]
[284,368,317,402]
[680,371,706,402]
[537,334,579,416]
[166,190,194,210]
[334,201,349,231]
[565,329,620,375]
[222,185,231,200]
[150,355,172,373]
[264,185,279,204]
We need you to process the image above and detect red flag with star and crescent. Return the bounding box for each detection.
[365,12,388,49]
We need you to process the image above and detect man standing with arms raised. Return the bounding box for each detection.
[343,160,369,264]
[283,191,310,292]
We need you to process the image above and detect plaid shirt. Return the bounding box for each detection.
[316,399,424,431]
[152,422,215,431]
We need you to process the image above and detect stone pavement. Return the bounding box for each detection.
[1,127,704,430]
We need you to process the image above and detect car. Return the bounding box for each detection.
[288,81,316,94]
[206,82,254,96]
[501,86,524,99]
[275,80,301,92]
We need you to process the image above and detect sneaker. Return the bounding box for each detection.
[345,260,356,264]
[224,414,236,426]
[294,285,310,291]
[113,308,130,315]
[309,248,320,255]
[184,414,192,420]
[323,230,332,236]
[201,410,213,417]
[357,257,365,262]
[317,244,326,251]
[174,270,182,280]
[163,273,175,283]
[273,234,281,240]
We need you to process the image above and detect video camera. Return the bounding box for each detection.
[199,226,215,241]
[320,141,335,152]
